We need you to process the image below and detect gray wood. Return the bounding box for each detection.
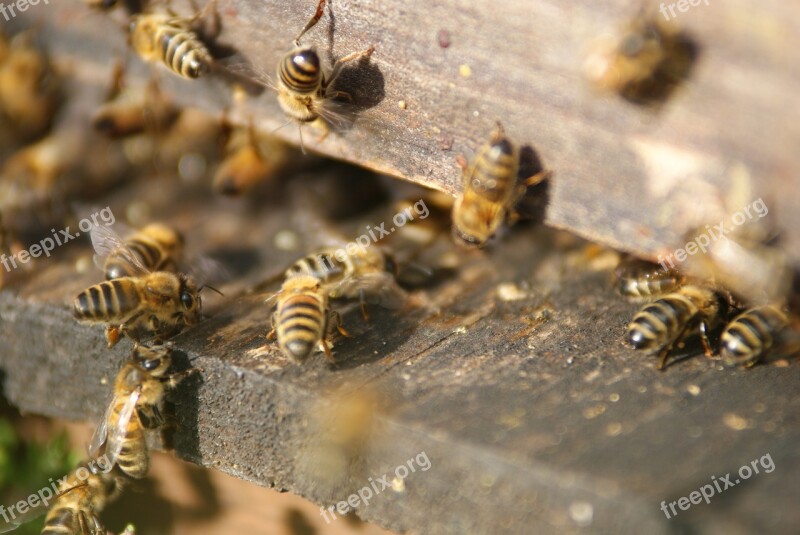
[14,0,800,267]
[1,174,798,534]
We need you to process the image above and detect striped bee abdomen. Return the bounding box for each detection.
[277,293,325,362]
[627,295,693,349]
[470,138,516,203]
[721,305,788,365]
[159,23,211,78]
[73,279,140,321]
[106,238,163,279]
[117,428,149,479]
[286,251,347,286]
[42,506,77,534]
[279,48,321,94]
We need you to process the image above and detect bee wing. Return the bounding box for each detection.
[0,493,54,532]
[87,391,118,458]
[90,223,149,276]
[338,272,408,310]
[182,253,231,286]
[103,386,142,467]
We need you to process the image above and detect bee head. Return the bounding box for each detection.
[133,344,173,376]
[451,225,486,249]
[178,276,200,324]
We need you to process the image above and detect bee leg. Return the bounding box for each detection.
[267,315,277,340]
[359,288,370,322]
[293,0,327,46]
[192,0,221,41]
[320,338,336,363]
[522,169,551,188]
[698,320,716,359]
[455,154,469,172]
[328,310,351,337]
[656,318,697,370]
[106,326,122,348]
[325,46,376,92]
[137,405,164,429]
[165,367,202,388]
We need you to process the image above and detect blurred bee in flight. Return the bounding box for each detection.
[92,61,180,140]
[129,0,220,79]
[275,0,375,140]
[213,117,291,196]
[268,274,349,363]
[451,123,549,248]
[89,345,198,478]
[0,29,62,144]
[584,11,696,105]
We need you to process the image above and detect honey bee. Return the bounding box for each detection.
[93,63,179,139]
[73,271,201,348]
[268,275,349,363]
[451,123,548,248]
[276,0,375,133]
[0,30,62,142]
[585,13,696,104]
[89,345,197,478]
[129,2,218,79]
[627,285,722,369]
[720,305,790,368]
[91,222,184,280]
[615,258,684,300]
[285,245,406,320]
[40,466,125,535]
[213,119,290,196]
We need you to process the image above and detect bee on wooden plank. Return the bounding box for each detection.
[451,123,549,248]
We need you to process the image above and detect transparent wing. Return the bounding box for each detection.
[0,500,49,533]
[182,253,232,286]
[334,272,407,309]
[87,392,117,458]
[90,223,149,276]
[104,386,141,467]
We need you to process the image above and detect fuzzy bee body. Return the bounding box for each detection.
[276,0,374,130]
[285,246,405,316]
[615,259,683,299]
[89,346,195,479]
[452,124,545,248]
[720,305,788,367]
[130,14,212,79]
[270,275,343,363]
[73,272,200,347]
[627,285,721,369]
[42,468,121,535]
[94,223,184,280]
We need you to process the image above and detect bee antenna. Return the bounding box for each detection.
[199,284,224,296]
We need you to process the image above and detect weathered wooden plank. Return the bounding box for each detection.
[10,0,800,268]
[1,173,798,534]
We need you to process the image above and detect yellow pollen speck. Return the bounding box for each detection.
[459,64,472,78]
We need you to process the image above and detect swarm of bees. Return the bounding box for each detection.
[1,0,796,532]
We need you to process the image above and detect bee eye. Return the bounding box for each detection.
[621,34,645,56]
[181,292,194,309]
[142,359,160,371]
